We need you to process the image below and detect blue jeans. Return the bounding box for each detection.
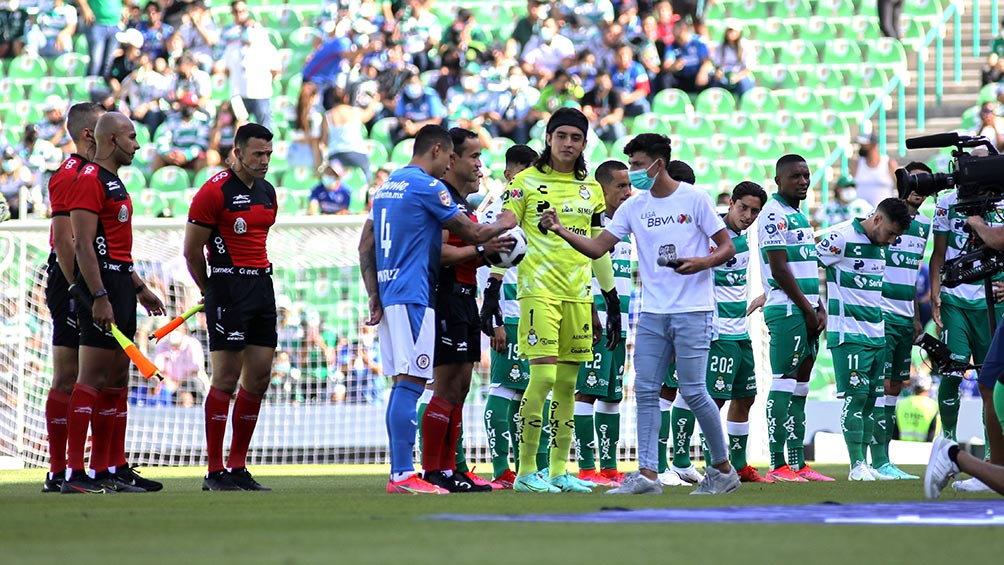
[980,316,1004,387]
[633,311,728,471]
[86,24,120,78]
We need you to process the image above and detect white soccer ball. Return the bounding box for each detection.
[485,226,528,268]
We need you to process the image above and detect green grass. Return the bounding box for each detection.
[0,464,999,564]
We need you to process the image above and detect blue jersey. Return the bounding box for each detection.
[370,165,460,308]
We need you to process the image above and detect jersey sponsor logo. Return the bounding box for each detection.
[377,268,400,282]
[562,203,574,213]
[566,226,588,236]
[509,187,523,200]
[234,217,247,234]
[232,194,252,206]
[853,259,865,271]
[936,207,948,217]
[416,354,431,369]
[725,272,746,285]
[438,189,452,207]
[890,253,920,268]
[210,170,228,184]
[569,346,590,354]
[213,235,227,255]
[799,246,811,259]
[95,236,108,256]
[645,214,692,228]
[226,330,245,342]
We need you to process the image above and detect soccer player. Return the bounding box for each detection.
[481,144,538,488]
[42,102,105,493]
[817,198,911,480]
[871,161,934,480]
[420,128,511,493]
[542,133,740,495]
[483,108,619,494]
[358,125,515,495]
[184,123,280,491]
[758,154,830,482]
[572,160,632,487]
[61,112,167,494]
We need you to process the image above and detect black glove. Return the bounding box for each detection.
[602,287,621,351]
[480,277,503,337]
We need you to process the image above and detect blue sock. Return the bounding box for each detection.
[387,380,424,475]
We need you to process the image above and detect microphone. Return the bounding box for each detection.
[657,244,681,268]
[905,132,973,150]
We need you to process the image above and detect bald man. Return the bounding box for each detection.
[61,112,167,494]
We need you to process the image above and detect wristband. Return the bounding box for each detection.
[92,288,109,299]
[475,245,486,258]
[135,284,146,294]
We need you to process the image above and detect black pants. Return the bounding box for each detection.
[878,0,904,39]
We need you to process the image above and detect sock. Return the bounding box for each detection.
[386,380,424,475]
[517,364,556,475]
[841,394,868,467]
[89,387,119,474]
[45,389,71,474]
[699,432,709,467]
[484,394,513,478]
[573,401,596,471]
[510,394,522,472]
[870,396,890,468]
[884,394,899,457]
[109,387,128,469]
[226,387,263,470]
[938,374,962,440]
[787,383,808,470]
[547,364,578,478]
[66,383,99,474]
[670,399,695,468]
[416,395,429,455]
[767,380,795,469]
[449,404,465,473]
[727,420,750,470]
[947,444,960,463]
[862,396,877,466]
[595,401,620,470]
[658,398,673,473]
[420,395,452,471]
[204,386,232,473]
[535,398,552,472]
[995,381,1004,431]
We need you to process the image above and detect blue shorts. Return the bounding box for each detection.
[979,316,1004,388]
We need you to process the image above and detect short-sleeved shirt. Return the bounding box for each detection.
[479,192,520,324]
[187,168,277,269]
[932,190,1004,309]
[817,219,886,347]
[665,37,709,78]
[882,212,932,324]
[605,183,726,314]
[593,213,631,336]
[610,61,651,95]
[309,182,351,215]
[503,165,605,303]
[579,86,624,119]
[395,89,447,123]
[991,36,1004,58]
[758,193,819,315]
[48,154,88,249]
[713,222,750,340]
[65,163,133,263]
[370,164,460,308]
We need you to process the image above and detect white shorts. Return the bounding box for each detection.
[378,303,436,380]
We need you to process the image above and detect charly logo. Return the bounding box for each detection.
[234,217,247,234]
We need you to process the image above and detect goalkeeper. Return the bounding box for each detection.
[480,108,618,494]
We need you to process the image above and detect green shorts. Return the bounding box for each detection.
[518,296,593,362]
[832,343,884,397]
[884,319,914,383]
[490,322,529,391]
[707,339,757,400]
[940,302,1004,369]
[576,333,626,402]
[765,308,818,378]
[663,360,678,388]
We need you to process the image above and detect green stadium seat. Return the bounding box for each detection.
[743,133,782,165]
[959,104,981,131]
[753,19,795,46]
[630,112,662,134]
[161,189,190,217]
[816,0,856,20]
[134,189,167,217]
[978,83,999,104]
[132,145,157,173]
[283,73,303,97]
[828,86,870,120]
[74,33,89,55]
[288,188,312,214]
[11,99,43,124]
[808,110,852,144]
[704,133,731,156]
[725,156,760,186]
[727,0,774,21]
[586,140,608,164]
[845,63,890,95]
[847,15,883,41]
[775,0,813,20]
[356,139,389,172]
[651,88,694,117]
[776,40,819,68]
[796,18,840,44]
[821,39,864,68]
[748,44,777,67]
[27,79,70,104]
[759,67,801,90]
[780,87,825,119]
[390,138,415,165]
[260,7,302,33]
[192,166,225,188]
[797,134,834,166]
[269,139,290,171]
[690,156,725,187]
[694,87,737,117]
[903,0,943,23]
[719,113,761,141]
[281,166,318,190]
[771,111,806,141]
[0,78,21,104]
[898,19,928,50]
[810,66,846,91]
[739,87,781,118]
[673,138,699,162]
[7,55,48,80]
[675,115,716,143]
[52,53,90,78]
[118,166,148,189]
[210,72,229,102]
[368,117,397,153]
[149,166,192,192]
[866,38,908,72]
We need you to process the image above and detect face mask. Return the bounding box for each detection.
[628,161,658,190]
[839,188,857,202]
[540,27,555,42]
[461,76,480,91]
[321,176,337,188]
[404,83,423,99]
[579,64,595,75]
[2,160,16,173]
[509,75,529,91]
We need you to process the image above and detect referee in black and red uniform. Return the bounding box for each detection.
[184,123,278,492]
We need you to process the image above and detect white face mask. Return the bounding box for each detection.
[540,27,555,42]
[461,76,480,91]
[839,188,857,202]
[509,75,529,91]
[404,83,423,99]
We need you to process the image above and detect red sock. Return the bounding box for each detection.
[90,387,119,474]
[421,396,453,472]
[444,403,464,473]
[45,389,71,474]
[66,384,99,473]
[205,386,232,473]
[107,388,128,469]
[226,388,263,470]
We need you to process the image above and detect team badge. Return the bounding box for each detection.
[527,329,538,346]
[439,189,453,207]
[585,372,598,388]
[714,375,726,392]
[509,365,521,380]
[416,354,431,370]
[117,204,129,222]
[849,371,861,387]
[234,217,247,234]
[578,185,590,200]
[509,188,523,201]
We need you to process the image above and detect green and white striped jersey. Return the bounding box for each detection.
[882,213,931,324]
[154,113,210,158]
[932,191,1004,309]
[758,194,819,315]
[592,214,631,336]
[712,223,749,340]
[817,219,886,347]
[479,192,521,324]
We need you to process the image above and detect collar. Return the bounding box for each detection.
[852,218,866,235]
[772,192,799,210]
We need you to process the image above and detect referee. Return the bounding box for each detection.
[184,123,278,492]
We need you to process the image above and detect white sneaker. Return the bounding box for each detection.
[868,464,896,481]
[658,470,689,486]
[924,435,960,499]
[605,471,663,495]
[848,462,876,481]
[951,477,992,493]
[670,464,704,484]
[690,466,741,495]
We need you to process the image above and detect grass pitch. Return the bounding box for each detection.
[0,463,999,565]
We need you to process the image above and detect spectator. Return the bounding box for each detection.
[567,49,599,92]
[35,96,72,154]
[161,29,186,71]
[288,82,325,171]
[589,21,625,70]
[611,42,652,116]
[367,166,392,211]
[322,86,380,181]
[850,130,898,207]
[653,0,680,49]
[222,25,281,130]
[521,17,576,82]
[177,0,218,72]
[82,0,126,79]
[530,69,583,123]
[391,72,446,145]
[206,100,244,167]
[974,101,1004,151]
[218,0,253,57]
[580,70,625,143]
[713,19,755,99]
[631,15,664,77]
[270,350,301,404]
[108,27,146,93]
[169,51,212,112]
[893,375,939,442]
[117,52,170,137]
[672,0,707,36]
[398,0,441,72]
[0,147,33,220]
[658,20,712,93]
[485,66,538,143]
[300,310,336,403]
[433,49,463,102]
[983,20,1004,85]
[445,63,493,128]
[509,0,547,56]
[276,294,305,367]
[24,0,77,58]
[877,0,904,40]
[137,1,174,63]
[308,161,352,216]
[153,326,209,407]
[618,0,644,38]
[439,7,489,65]
[813,176,872,228]
[152,93,210,171]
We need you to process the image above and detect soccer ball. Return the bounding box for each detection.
[485,226,528,268]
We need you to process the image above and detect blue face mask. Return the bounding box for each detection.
[628,160,658,190]
[321,176,337,188]
[1,160,16,174]
[404,83,423,100]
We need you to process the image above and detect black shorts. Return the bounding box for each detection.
[44,253,79,348]
[434,283,481,366]
[76,265,137,349]
[204,269,278,351]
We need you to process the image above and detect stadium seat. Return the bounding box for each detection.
[132,145,157,173]
[770,111,806,142]
[149,166,192,192]
[694,87,737,118]
[210,72,229,102]
[780,87,825,119]
[759,67,801,90]
[74,33,89,55]
[727,0,773,21]
[260,7,302,33]
[827,86,870,121]
[368,117,398,152]
[630,112,662,134]
[11,99,43,124]
[748,43,777,67]
[808,110,852,144]
[725,156,760,186]
[675,115,716,143]
[0,78,20,104]
[52,52,90,78]
[118,165,148,189]
[775,0,813,21]
[281,166,318,191]
[847,15,884,41]
[27,79,70,104]
[903,0,943,24]
[845,63,891,95]
[288,188,312,214]
[959,104,981,131]
[131,122,152,147]
[672,138,699,163]
[821,39,864,68]
[284,73,303,97]
[816,0,856,21]
[651,88,694,117]
[810,67,846,91]
[390,138,415,165]
[866,38,908,72]
[719,113,761,141]
[776,40,819,68]
[192,166,225,188]
[739,87,781,118]
[270,140,290,171]
[7,55,48,80]
[796,18,840,44]
[135,189,167,217]
[797,133,834,166]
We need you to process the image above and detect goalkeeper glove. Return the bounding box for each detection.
[480,277,503,337]
[602,287,621,351]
